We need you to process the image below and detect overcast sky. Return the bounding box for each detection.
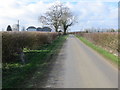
[0,0,118,32]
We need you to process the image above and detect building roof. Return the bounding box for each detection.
[42,27,52,31]
[27,26,36,30]
[26,26,52,32]
[37,27,42,31]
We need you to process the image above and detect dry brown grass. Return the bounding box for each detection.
[75,32,118,56]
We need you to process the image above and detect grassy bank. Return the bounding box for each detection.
[3,35,68,88]
[76,35,118,65]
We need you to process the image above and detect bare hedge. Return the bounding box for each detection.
[75,32,118,56]
[2,31,58,63]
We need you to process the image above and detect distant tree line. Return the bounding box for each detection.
[84,28,118,33]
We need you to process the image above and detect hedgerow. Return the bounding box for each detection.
[2,31,58,63]
[74,32,118,56]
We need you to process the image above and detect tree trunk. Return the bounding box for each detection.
[63,26,68,35]
[55,25,58,32]
[55,28,58,32]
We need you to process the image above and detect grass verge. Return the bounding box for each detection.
[3,35,68,88]
[76,35,118,65]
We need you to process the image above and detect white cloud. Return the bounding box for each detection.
[71,0,118,2]
[0,0,52,30]
[67,1,118,31]
[0,0,118,31]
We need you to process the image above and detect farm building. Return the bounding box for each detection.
[42,27,52,32]
[27,26,52,32]
[26,26,36,31]
[37,27,42,31]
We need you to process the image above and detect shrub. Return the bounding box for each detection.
[2,31,58,63]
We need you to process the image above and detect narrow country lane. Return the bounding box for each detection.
[43,35,118,88]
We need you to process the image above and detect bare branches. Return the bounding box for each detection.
[38,2,77,33]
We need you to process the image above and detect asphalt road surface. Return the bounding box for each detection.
[44,35,118,88]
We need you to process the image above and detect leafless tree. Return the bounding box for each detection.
[60,7,77,34]
[39,2,77,34]
[39,3,63,32]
